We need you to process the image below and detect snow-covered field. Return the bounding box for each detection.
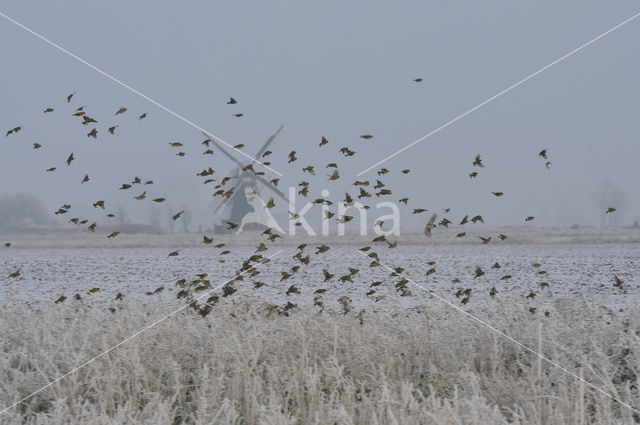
[1,227,638,311]
[1,227,639,423]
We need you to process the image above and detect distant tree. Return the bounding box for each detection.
[148,205,163,229]
[166,205,175,233]
[590,180,628,225]
[0,193,52,229]
[116,204,129,225]
[181,204,192,233]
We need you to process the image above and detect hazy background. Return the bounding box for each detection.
[1,0,638,232]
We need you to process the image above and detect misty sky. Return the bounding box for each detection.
[1,1,639,232]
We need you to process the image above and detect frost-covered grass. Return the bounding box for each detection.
[1,298,639,424]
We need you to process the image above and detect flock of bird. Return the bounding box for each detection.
[2,86,623,317]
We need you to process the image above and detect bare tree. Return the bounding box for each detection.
[116,204,129,225]
[181,204,192,233]
[590,180,628,226]
[148,205,163,229]
[166,204,175,233]
[0,193,52,229]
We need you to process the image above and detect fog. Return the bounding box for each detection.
[1,1,639,232]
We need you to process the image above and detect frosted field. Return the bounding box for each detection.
[2,228,640,423]
[1,227,638,312]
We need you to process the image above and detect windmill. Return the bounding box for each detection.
[204,125,288,233]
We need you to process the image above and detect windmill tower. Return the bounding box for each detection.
[206,125,288,233]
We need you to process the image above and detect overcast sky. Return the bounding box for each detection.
[1,1,639,231]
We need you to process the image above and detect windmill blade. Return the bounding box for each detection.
[253,175,288,202]
[208,195,229,214]
[213,196,232,214]
[255,124,285,159]
[201,131,245,168]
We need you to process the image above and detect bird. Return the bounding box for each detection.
[492,192,504,197]
[67,91,76,102]
[107,232,120,238]
[539,149,548,159]
[469,172,478,178]
[172,211,184,221]
[316,245,330,254]
[152,198,166,203]
[288,151,297,163]
[82,116,97,125]
[479,236,491,244]
[55,295,67,304]
[456,232,466,238]
[360,134,373,139]
[424,214,437,237]
[322,269,334,282]
[613,275,624,288]
[115,107,127,115]
[498,234,507,240]
[473,266,484,279]
[108,126,118,135]
[134,191,146,200]
[168,250,181,257]
[33,143,41,149]
[320,136,329,147]
[459,215,469,225]
[81,174,90,184]
[473,155,484,167]
[87,128,98,138]
[438,218,452,227]
[93,200,105,209]
[226,222,238,230]
[470,215,484,224]
[265,198,275,209]
[606,207,616,214]
[227,97,237,104]
[525,216,535,222]
[233,113,243,118]
[413,78,423,82]
[66,153,74,166]
[340,147,356,157]
[203,236,213,244]
[44,107,54,113]
[139,113,147,120]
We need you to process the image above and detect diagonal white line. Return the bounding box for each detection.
[0,249,283,416]
[357,10,640,176]
[358,250,640,415]
[0,11,282,177]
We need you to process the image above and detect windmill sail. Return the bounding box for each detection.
[205,125,286,232]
